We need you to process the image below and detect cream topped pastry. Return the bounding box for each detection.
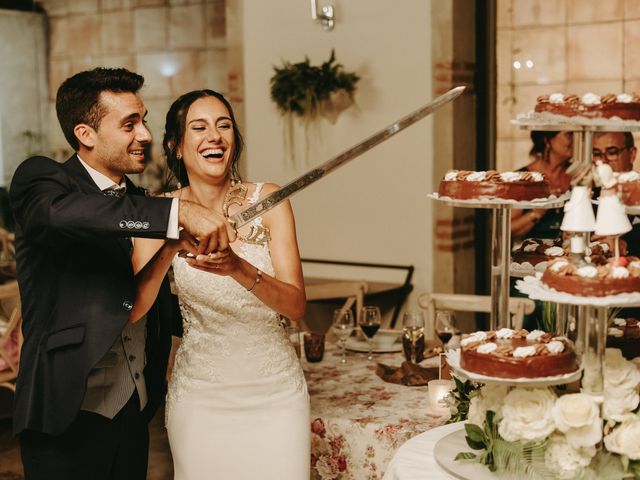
[546,341,565,354]
[513,346,537,358]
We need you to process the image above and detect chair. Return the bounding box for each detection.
[0,280,21,392]
[417,292,535,339]
[305,280,368,325]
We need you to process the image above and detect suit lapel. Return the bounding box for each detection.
[64,155,134,259]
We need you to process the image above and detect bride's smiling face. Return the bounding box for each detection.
[179,96,235,183]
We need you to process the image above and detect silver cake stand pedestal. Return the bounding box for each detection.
[429,194,567,331]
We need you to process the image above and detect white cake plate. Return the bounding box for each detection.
[515,273,640,307]
[428,192,568,209]
[434,426,520,480]
[512,114,640,131]
[445,349,583,387]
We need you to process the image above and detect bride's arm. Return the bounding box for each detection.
[189,183,306,320]
[129,231,198,323]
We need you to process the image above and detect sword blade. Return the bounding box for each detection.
[228,85,465,229]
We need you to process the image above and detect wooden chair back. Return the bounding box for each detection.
[305,280,368,325]
[417,292,535,339]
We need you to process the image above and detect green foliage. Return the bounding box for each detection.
[270,49,359,117]
[540,301,556,333]
[446,376,480,424]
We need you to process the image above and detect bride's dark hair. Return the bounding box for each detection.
[163,89,245,187]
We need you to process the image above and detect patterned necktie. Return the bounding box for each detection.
[103,186,126,198]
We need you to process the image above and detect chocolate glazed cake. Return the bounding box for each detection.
[438,170,550,201]
[541,258,640,297]
[459,329,578,379]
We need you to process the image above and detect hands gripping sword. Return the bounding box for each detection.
[226,86,465,231]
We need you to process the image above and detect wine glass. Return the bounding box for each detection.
[435,310,456,351]
[402,310,425,363]
[359,306,381,361]
[332,308,354,364]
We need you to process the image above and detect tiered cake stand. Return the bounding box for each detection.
[512,117,640,396]
[428,193,567,331]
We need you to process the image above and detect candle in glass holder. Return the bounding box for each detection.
[428,379,452,414]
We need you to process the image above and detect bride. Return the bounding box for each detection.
[129,89,310,479]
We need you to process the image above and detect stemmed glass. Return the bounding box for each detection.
[402,310,425,363]
[332,308,354,364]
[435,310,456,351]
[359,306,381,361]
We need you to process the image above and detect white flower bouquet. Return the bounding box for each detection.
[454,349,640,479]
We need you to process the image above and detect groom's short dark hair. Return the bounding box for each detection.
[56,67,145,151]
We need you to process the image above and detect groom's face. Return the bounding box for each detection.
[92,91,152,179]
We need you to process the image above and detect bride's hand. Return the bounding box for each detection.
[186,247,241,276]
[171,230,199,257]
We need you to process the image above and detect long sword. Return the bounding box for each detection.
[228,85,465,230]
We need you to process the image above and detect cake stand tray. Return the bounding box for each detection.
[434,426,521,480]
[512,115,640,132]
[445,349,583,387]
[428,192,568,209]
[515,274,640,307]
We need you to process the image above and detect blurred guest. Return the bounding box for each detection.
[511,131,573,240]
[593,132,636,173]
[592,131,640,257]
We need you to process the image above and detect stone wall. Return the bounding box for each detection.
[40,0,228,188]
[497,0,640,171]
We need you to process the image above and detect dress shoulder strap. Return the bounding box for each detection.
[249,183,264,204]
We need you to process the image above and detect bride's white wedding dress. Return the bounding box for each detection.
[166,184,310,479]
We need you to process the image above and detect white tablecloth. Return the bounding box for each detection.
[383,422,463,480]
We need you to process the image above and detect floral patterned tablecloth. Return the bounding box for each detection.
[304,343,448,480]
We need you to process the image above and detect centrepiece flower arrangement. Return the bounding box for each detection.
[449,349,640,479]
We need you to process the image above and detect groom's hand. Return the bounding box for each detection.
[178,200,237,254]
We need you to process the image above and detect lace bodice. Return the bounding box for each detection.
[167,184,305,412]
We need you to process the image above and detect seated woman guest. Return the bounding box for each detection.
[511,131,573,240]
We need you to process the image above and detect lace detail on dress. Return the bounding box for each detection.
[166,182,305,421]
[235,183,271,245]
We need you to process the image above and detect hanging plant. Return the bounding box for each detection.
[270,50,360,164]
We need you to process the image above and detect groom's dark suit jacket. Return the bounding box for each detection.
[10,154,180,436]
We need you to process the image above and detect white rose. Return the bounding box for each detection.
[498,387,556,442]
[467,384,509,426]
[604,417,640,460]
[603,389,640,422]
[545,434,596,479]
[604,349,640,393]
[551,393,602,447]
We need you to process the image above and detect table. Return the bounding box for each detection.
[304,343,448,480]
[383,422,463,480]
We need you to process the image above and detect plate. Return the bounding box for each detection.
[435,426,519,479]
[445,349,583,387]
[428,191,568,210]
[515,273,640,307]
[346,329,403,353]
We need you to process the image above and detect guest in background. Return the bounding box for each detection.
[593,131,636,173]
[592,131,639,257]
[511,131,573,240]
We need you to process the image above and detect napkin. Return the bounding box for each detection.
[376,361,439,386]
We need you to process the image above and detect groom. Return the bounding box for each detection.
[10,68,235,479]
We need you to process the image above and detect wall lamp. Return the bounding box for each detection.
[310,0,334,31]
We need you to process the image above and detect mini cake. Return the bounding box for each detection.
[607,318,640,360]
[541,257,640,297]
[535,93,640,120]
[512,238,614,267]
[617,170,640,206]
[438,170,550,201]
[459,329,578,379]
[512,238,564,266]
